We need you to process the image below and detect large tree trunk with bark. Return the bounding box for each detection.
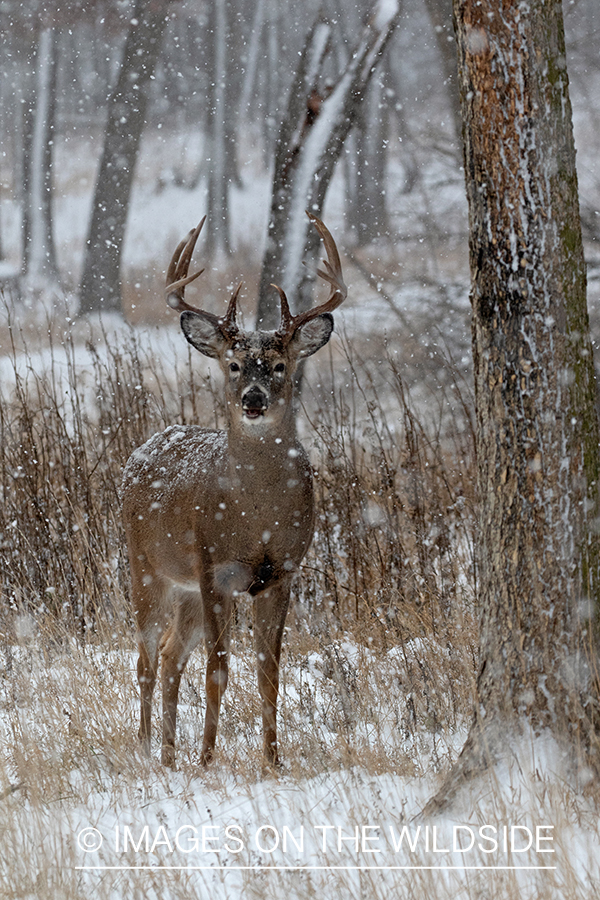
[78,0,171,316]
[425,0,600,813]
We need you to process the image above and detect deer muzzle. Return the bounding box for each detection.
[242,385,269,419]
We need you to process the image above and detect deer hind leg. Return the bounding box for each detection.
[132,571,169,757]
[137,640,159,756]
[253,577,292,771]
[160,587,204,768]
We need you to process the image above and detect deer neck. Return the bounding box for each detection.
[226,410,300,478]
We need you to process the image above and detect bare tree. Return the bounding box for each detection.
[425,0,600,813]
[256,0,400,330]
[422,0,461,141]
[199,0,234,258]
[21,26,60,287]
[78,0,172,315]
[0,1,135,279]
[236,0,267,128]
[345,70,390,246]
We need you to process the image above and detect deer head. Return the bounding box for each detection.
[164,212,347,435]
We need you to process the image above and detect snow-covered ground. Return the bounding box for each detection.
[1,634,599,899]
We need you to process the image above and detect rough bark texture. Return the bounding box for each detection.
[425,0,600,813]
[78,0,171,315]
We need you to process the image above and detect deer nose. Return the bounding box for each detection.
[242,386,269,417]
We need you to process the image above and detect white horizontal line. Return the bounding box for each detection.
[76,865,557,872]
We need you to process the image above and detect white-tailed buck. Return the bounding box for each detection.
[122,212,347,769]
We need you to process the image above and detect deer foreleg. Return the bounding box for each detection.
[254,578,292,770]
[133,572,168,757]
[200,588,232,766]
[160,589,204,768]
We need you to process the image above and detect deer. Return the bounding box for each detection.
[122,212,347,770]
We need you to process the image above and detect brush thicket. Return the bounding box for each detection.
[0,316,477,777]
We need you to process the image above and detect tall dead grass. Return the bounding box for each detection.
[0,309,478,790]
[0,308,478,772]
[0,313,222,632]
[0,312,476,629]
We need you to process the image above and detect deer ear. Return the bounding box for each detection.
[180,310,228,358]
[290,313,334,359]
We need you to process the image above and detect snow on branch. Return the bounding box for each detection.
[280,0,400,302]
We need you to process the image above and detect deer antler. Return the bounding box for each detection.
[165,216,240,336]
[165,217,206,313]
[274,212,347,343]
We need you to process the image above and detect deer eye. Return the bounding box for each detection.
[274,362,285,374]
[229,362,241,374]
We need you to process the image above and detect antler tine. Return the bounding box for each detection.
[305,211,347,310]
[165,216,207,313]
[272,283,293,332]
[276,212,347,340]
[220,281,243,336]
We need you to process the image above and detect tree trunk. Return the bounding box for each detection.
[22,27,60,286]
[204,0,236,259]
[425,0,600,814]
[256,0,400,330]
[346,72,390,246]
[237,0,266,128]
[422,0,462,142]
[78,0,171,316]
[263,5,282,154]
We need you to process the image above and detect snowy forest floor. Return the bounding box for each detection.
[1,121,600,896]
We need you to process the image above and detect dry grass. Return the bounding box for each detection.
[0,297,477,641]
